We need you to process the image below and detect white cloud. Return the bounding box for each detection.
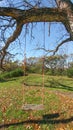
[0,0,9,7]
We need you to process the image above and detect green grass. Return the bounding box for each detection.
[0,74,73,130]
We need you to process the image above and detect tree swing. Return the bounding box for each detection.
[21,23,46,111]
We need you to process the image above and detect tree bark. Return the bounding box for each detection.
[0,7,66,22]
[0,7,72,38]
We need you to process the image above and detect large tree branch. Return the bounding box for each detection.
[0,22,23,69]
[0,7,66,22]
[0,7,72,38]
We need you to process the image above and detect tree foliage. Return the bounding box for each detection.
[0,0,73,70]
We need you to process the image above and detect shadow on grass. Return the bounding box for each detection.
[0,78,17,83]
[0,113,73,128]
[46,80,73,91]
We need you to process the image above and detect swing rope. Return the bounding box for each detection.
[22,22,45,111]
[22,34,26,104]
[41,22,45,105]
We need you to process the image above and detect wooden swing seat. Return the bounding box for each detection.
[22,104,44,111]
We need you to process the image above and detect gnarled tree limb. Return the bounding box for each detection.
[0,6,72,38]
[0,22,23,69]
[0,7,67,22]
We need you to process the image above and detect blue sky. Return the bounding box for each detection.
[12,21,73,61]
[0,0,73,61]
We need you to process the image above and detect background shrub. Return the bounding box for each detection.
[0,76,5,82]
[10,68,24,77]
[67,68,73,78]
[0,68,24,80]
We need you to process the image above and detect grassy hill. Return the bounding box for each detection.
[0,74,73,130]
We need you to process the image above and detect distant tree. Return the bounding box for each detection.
[3,60,19,71]
[45,55,67,75]
[67,67,73,78]
[26,57,42,73]
[68,61,73,68]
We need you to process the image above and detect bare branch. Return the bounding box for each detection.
[53,37,71,55]
[0,22,23,69]
[36,37,72,55]
[24,1,34,8]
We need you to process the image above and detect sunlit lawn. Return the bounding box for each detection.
[0,74,73,130]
